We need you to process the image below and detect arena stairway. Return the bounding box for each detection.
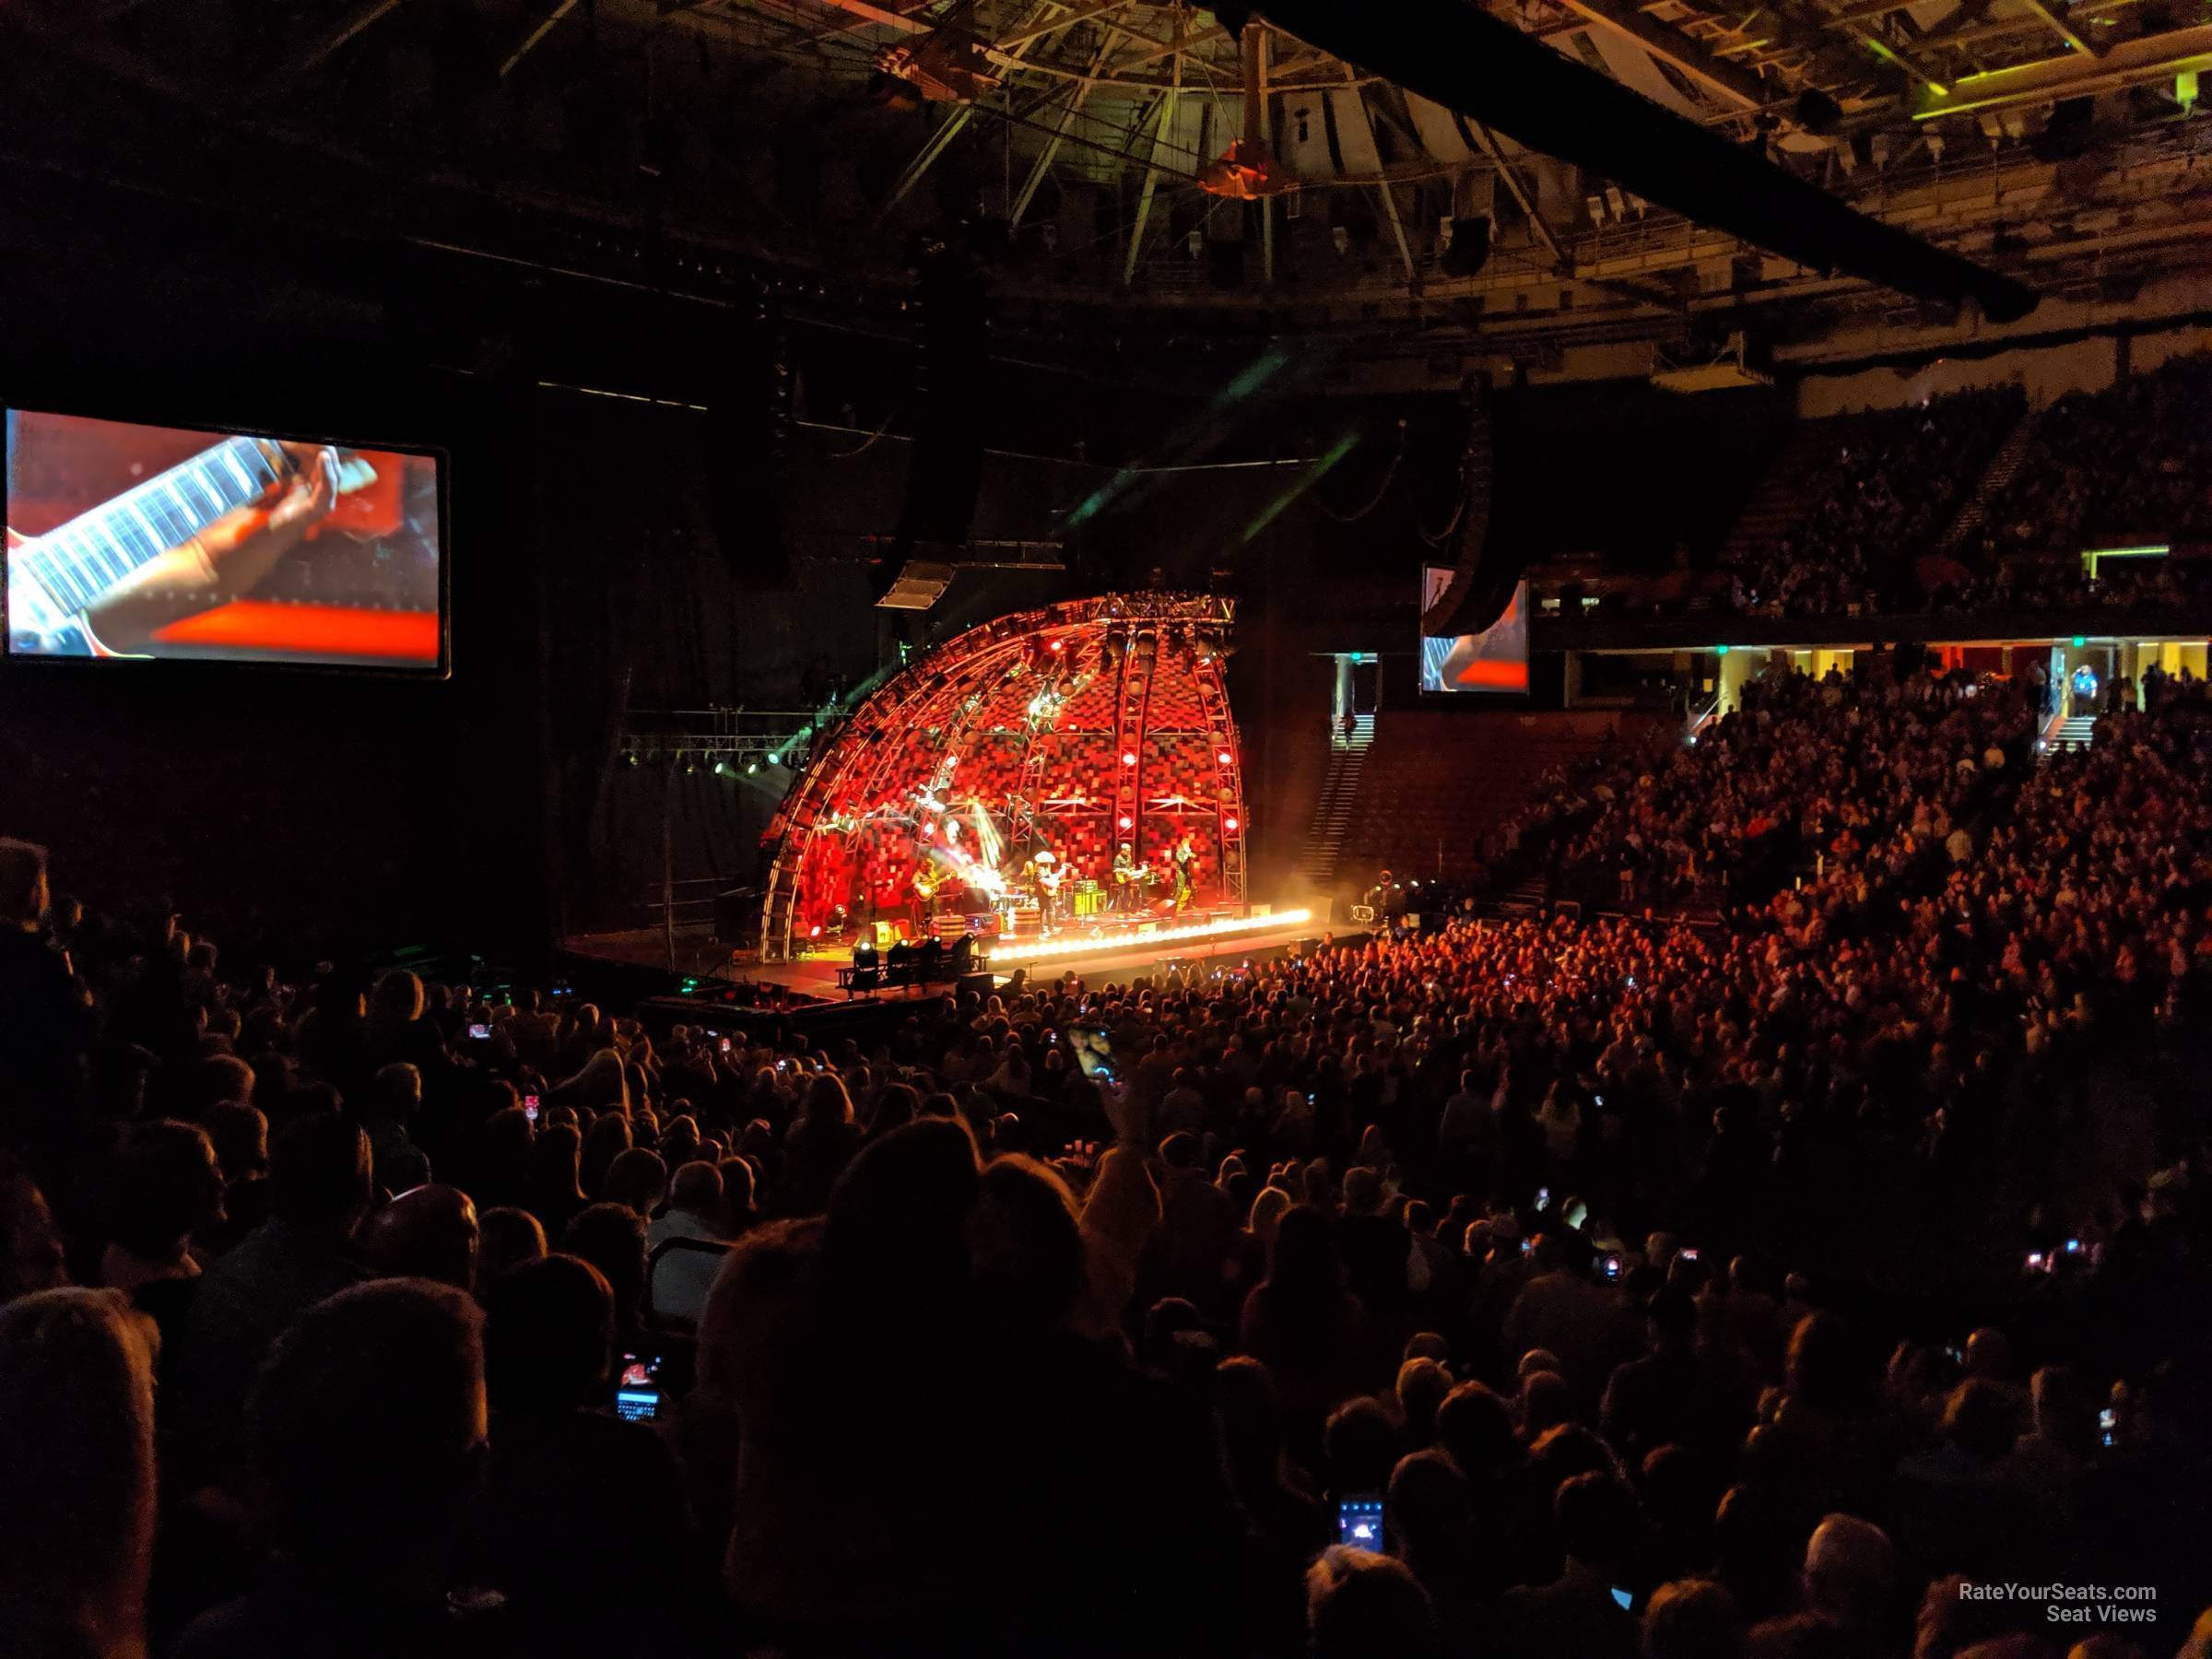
[1296,715,1373,886]
[1715,415,1871,565]
[1495,876,1549,918]
[1938,403,2043,555]
[2049,713,2099,751]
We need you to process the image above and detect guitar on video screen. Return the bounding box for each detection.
[6,435,429,661]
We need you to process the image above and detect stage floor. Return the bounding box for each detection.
[564,905,1331,1000]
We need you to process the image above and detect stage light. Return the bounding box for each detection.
[1122,751,1137,767]
[1048,639,1065,653]
[685,759,696,774]
[747,759,760,775]
[1118,815,1134,830]
[992,907,1315,968]
[1225,816,1240,831]
[1217,750,1233,765]
[713,760,728,776]
[625,752,638,767]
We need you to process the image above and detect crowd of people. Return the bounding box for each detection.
[4,648,2211,1659]
[1978,355,2212,561]
[1918,554,2212,619]
[1721,388,2025,619]
[1573,359,2212,624]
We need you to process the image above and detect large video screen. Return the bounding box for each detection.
[6,409,444,670]
[1419,567,1528,695]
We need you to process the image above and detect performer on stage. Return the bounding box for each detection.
[1172,833,1199,913]
[1366,868,1406,925]
[1032,847,1064,935]
[1111,842,1137,913]
[911,862,947,934]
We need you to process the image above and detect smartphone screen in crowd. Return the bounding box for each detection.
[1336,1495,1384,1550]
[615,1353,662,1423]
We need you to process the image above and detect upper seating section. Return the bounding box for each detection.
[1721,384,2024,618]
[1533,353,2212,623]
[1977,351,2212,558]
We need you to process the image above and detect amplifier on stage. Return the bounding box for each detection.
[1073,887,1109,918]
[713,888,757,944]
[931,912,999,941]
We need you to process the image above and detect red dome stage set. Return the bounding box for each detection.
[759,593,1302,972]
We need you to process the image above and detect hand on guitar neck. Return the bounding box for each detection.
[69,444,342,653]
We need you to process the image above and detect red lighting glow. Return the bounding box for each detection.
[767,594,1248,954]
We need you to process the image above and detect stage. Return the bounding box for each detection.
[579,589,1294,1019]
[564,901,1329,1002]
[756,593,1250,966]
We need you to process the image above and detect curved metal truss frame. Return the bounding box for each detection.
[759,591,1241,960]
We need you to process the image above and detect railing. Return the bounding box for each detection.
[642,877,741,935]
[1684,689,1723,744]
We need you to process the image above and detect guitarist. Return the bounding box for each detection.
[1030,848,1063,935]
[6,445,339,657]
[1111,842,1137,914]
[910,863,946,935]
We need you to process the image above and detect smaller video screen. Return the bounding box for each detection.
[1419,569,1528,696]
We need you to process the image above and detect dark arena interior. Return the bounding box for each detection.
[5,2,2212,1655]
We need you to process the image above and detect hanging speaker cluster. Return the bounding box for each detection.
[876,241,993,608]
[709,269,794,589]
[1418,381,1512,640]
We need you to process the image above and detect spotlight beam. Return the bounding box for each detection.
[993,908,1312,970]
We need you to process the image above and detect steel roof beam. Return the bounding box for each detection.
[1556,0,1771,108]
